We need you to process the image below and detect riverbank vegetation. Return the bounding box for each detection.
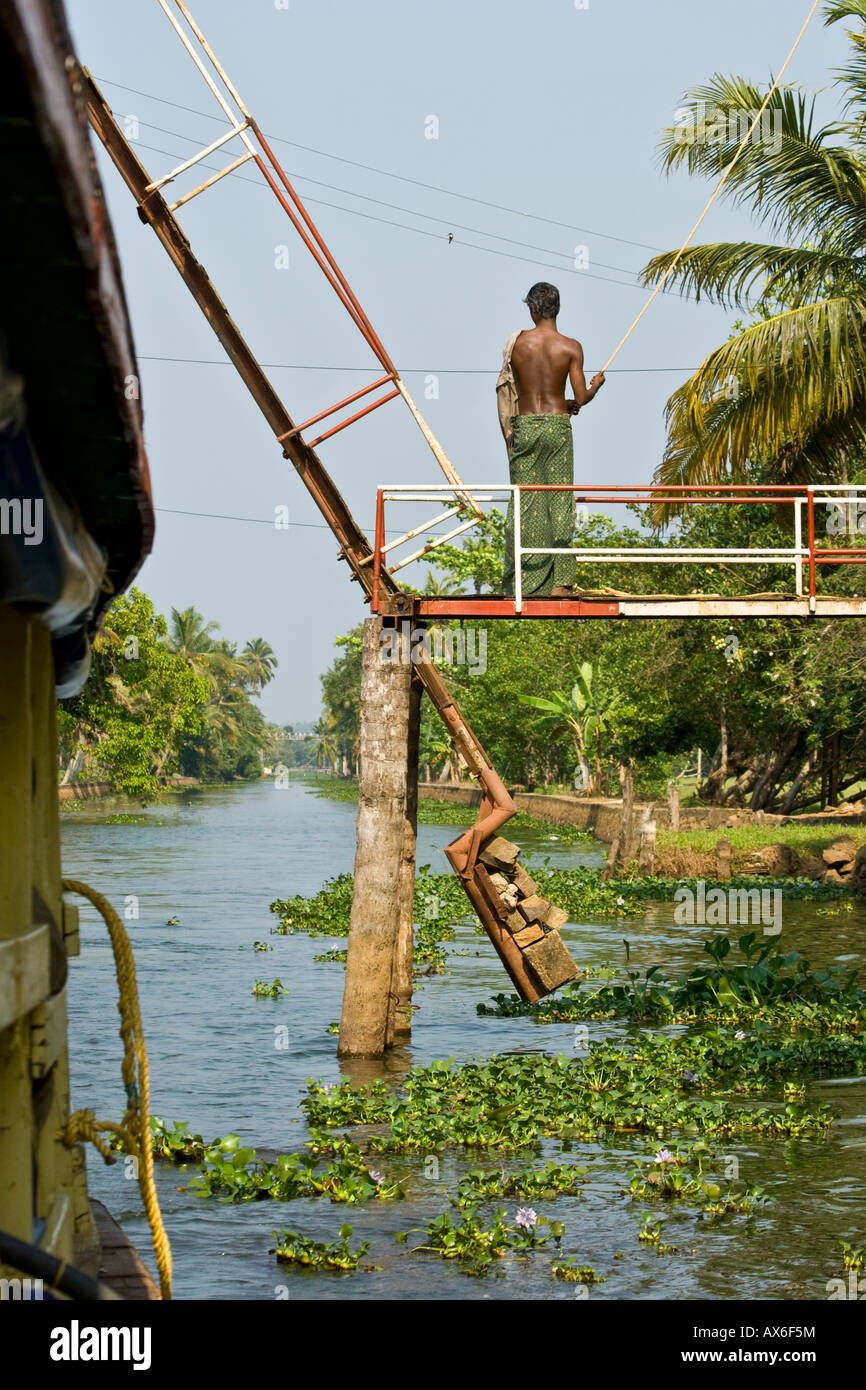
[316,506,866,810]
[55,587,312,797]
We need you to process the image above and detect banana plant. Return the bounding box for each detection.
[520,662,621,795]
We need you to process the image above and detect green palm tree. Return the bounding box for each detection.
[167,606,220,679]
[241,637,278,691]
[423,572,462,597]
[205,691,243,746]
[312,715,340,775]
[419,725,458,783]
[640,3,866,501]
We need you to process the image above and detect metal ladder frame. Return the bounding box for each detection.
[80,32,544,999]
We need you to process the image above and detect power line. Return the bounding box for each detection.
[96,75,663,254]
[154,505,401,534]
[138,353,698,374]
[155,506,288,525]
[128,135,650,295]
[127,114,646,278]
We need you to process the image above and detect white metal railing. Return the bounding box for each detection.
[374,484,866,613]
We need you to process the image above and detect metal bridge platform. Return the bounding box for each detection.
[379,593,866,621]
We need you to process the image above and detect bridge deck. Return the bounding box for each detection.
[380,593,866,620]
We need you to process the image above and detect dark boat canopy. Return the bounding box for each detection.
[0,0,154,694]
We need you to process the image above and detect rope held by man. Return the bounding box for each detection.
[601,0,822,374]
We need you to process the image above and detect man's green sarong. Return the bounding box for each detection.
[502,413,576,596]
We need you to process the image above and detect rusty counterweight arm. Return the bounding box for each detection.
[82,66,536,994]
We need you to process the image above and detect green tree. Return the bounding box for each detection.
[641,3,866,493]
[58,589,207,797]
[241,637,278,691]
[424,509,507,593]
[318,626,364,775]
[166,606,220,678]
[520,663,622,795]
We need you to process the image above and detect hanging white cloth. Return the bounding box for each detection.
[495,329,523,457]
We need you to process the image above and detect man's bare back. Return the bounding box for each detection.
[512,319,605,416]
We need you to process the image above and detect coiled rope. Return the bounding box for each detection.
[58,878,172,1300]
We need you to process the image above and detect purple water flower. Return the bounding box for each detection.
[654,1148,676,1165]
[321,1083,335,1096]
[616,896,625,908]
[368,1170,384,1185]
[515,1207,538,1231]
[734,1030,746,1041]
[683,1069,697,1084]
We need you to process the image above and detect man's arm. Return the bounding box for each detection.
[567,340,606,408]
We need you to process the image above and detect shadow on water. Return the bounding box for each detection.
[62,780,866,1300]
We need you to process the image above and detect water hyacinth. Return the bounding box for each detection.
[654,1148,676,1165]
[514,1207,538,1231]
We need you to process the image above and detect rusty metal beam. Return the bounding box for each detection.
[82,67,545,999]
[82,67,380,596]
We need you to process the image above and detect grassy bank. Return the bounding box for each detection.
[658,825,866,856]
[302,776,595,844]
[646,824,866,881]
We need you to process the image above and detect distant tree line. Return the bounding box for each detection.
[56,587,316,798]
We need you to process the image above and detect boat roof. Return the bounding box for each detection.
[0,0,154,609]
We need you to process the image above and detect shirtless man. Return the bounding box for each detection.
[512,287,606,416]
[500,282,605,597]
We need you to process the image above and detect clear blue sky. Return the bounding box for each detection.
[65,0,848,723]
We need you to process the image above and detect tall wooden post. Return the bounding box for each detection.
[603,761,635,879]
[338,618,413,1058]
[0,608,89,1273]
[387,673,421,1044]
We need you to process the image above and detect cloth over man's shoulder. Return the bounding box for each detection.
[496,329,523,454]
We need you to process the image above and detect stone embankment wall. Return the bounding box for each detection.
[419,785,866,845]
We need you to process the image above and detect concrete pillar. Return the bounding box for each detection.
[638,819,657,874]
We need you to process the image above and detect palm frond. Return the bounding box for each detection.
[654,297,866,500]
[641,240,864,309]
[658,78,866,252]
[826,2,866,136]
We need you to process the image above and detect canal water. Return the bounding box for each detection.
[61,781,866,1301]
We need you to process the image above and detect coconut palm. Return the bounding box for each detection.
[167,606,220,679]
[640,3,866,502]
[241,637,278,691]
[312,716,340,775]
[423,572,462,597]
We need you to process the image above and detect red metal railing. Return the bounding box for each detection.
[371,483,866,612]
